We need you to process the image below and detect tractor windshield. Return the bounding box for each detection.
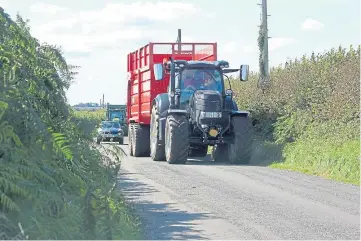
[110,111,123,120]
[179,68,223,104]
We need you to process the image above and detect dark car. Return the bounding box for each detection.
[96,121,124,144]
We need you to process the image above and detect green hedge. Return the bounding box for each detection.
[0,8,141,239]
[233,45,360,185]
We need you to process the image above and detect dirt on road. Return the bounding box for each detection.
[106,138,360,240]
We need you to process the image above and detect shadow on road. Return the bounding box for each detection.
[186,139,284,167]
[116,136,283,167]
[186,155,232,166]
[118,172,211,240]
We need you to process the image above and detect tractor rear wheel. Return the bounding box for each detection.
[150,105,165,161]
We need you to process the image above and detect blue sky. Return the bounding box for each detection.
[0,0,359,105]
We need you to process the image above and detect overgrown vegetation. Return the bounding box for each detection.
[233,45,360,185]
[0,8,141,239]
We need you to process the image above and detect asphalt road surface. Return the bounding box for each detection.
[105,137,360,240]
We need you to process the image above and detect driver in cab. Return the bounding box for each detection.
[183,70,204,91]
[182,70,217,91]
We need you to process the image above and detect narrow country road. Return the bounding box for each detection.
[107,138,360,240]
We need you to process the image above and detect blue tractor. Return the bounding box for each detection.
[149,58,254,164]
[105,104,128,136]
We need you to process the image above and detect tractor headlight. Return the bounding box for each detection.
[200,111,222,118]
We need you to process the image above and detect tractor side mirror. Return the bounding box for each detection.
[154,63,164,81]
[240,65,249,82]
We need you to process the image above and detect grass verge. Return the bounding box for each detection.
[270,138,360,186]
[206,131,359,186]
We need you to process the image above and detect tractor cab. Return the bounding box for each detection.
[155,59,249,110]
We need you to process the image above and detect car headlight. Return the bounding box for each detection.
[200,111,222,118]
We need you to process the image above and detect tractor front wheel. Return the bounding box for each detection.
[228,116,253,164]
[165,114,189,164]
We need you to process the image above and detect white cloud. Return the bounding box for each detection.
[221,42,256,54]
[32,18,78,32]
[301,18,324,31]
[29,3,67,15]
[242,45,255,53]
[76,2,197,25]
[31,1,199,53]
[269,37,296,51]
[35,28,144,53]
[223,42,237,53]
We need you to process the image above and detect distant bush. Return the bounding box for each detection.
[233,45,360,185]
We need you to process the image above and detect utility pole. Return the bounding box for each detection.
[262,0,269,78]
[177,29,182,53]
[102,94,105,108]
[257,0,271,90]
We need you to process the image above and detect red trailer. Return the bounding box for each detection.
[127,41,217,156]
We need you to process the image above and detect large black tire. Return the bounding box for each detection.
[189,145,208,157]
[96,137,101,145]
[150,105,165,161]
[129,124,134,156]
[132,124,150,157]
[228,116,253,164]
[211,144,228,162]
[165,114,189,164]
[118,138,124,145]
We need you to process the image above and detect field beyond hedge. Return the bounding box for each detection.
[233,46,360,185]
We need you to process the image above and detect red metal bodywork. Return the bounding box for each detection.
[127,42,217,125]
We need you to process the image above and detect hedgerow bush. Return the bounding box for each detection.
[233,45,360,185]
[0,8,141,239]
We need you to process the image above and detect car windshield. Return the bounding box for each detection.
[110,111,123,120]
[101,122,120,129]
[179,68,223,104]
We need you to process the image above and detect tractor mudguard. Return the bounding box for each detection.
[152,93,170,141]
[225,96,250,117]
[153,93,189,141]
[153,93,170,118]
[231,110,250,117]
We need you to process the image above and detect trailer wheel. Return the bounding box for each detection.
[228,116,253,164]
[165,114,189,164]
[211,144,228,162]
[150,105,165,161]
[189,145,208,157]
[118,138,124,145]
[132,124,150,157]
[129,124,134,156]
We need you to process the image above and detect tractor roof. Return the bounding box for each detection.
[168,60,230,69]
